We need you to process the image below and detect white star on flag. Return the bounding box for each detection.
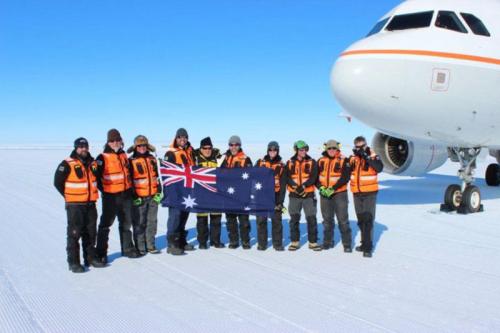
[227,187,235,194]
[244,206,251,211]
[182,195,198,209]
[255,182,262,190]
[242,172,249,180]
[250,194,255,199]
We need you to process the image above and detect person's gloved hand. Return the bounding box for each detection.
[133,198,143,206]
[153,192,163,204]
[275,203,283,212]
[319,186,329,198]
[295,185,305,196]
[325,187,335,198]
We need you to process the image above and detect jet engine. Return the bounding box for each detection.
[372,133,448,176]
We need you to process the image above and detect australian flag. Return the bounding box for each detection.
[160,160,275,215]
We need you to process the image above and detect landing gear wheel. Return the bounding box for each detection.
[442,184,462,211]
[459,185,482,214]
[485,164,500,186]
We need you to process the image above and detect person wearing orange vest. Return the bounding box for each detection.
[95,129,141,263]
[164,128,196,255]
[286,140,321,251]
[128,135,162,255]
[317,140,352,252]
[255,141,286,251]
[221,135,253,249]
[194,137,224,249]
[349,136,383,258]
[54,138,106,273]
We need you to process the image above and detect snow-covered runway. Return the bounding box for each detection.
[1,148,499,332]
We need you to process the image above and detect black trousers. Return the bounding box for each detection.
[256,211,283,247]
[353,192,377,252]
[226,213,250,245]
[66,203,97,265]
[196,213,222,245]
[96,192,135,257]
[320,191,352,248]
[288,196,318,243]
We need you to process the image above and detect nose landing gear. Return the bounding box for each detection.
[441,147,484,214]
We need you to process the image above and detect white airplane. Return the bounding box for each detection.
[331,0,500,214]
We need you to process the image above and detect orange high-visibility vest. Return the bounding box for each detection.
[101,152,132,193]
[64,158,99,203]
[286,158,315,193]
[168,144,195,166]
[349,155,379,193]
[225,152,248,168]
[318,155,347,193]
[257,159,284,193]
[130,155,159,197]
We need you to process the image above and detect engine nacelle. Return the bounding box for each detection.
[489,149,500,164]
[372,133,448,176]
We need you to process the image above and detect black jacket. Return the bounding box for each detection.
[54,150,96,197]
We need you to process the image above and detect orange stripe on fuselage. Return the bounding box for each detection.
[341,49,500,66]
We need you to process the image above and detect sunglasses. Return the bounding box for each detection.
[137,144,147,148]
[327,147,338,151]
[229,144,240,147]
[76,145,89,149]
[268,149,278,152]
[109,139,121,143]
[201,146,212,150]
[355,145,366,149]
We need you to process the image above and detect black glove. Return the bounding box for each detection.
[295,185,305,196]
[275,204,283,212]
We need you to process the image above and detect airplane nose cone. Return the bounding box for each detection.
[330,54,404,124]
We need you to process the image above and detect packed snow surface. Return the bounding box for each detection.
[1,147,499,332]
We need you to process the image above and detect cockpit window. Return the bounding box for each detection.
[460,13,491,37]
[386,11,434,31]
[367,17,390,37]
[435,11,467,33]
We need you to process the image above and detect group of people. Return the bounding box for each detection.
[54,128,383,273]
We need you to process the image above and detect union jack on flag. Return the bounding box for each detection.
[160,160,217,192]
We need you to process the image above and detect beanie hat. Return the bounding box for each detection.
[267,141,280,151]
[176,128,188,138]
[74,137,89,148]
[294,140,309,151]
[228,135,242,146]
[200,137,213,147]
[127,135,156,153]
[107,128,122,142]
[324,139,341,150]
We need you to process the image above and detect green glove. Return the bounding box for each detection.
[133,198,143,206]
[325,187,335,198]
[319,186,329,198]
[153,192,163,204]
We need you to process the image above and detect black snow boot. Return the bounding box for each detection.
[167,234,185,256]
[181,231,195,251]
[68,263,85,273]
[242,242,251,250]
[87,256,107,268]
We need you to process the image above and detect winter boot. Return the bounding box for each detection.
[87,256,107,268]
[68,263,85,273]
[167,234,185,256]
[288,241,300,251]
[363,251,372,258]
[242,242,251,250]
[148,247,161,254]
[199,243,208,250]
[273,245,285,251]
[321,242,333,250]
[211,242,225,248]
[355,245,364,252]
[257,245,267,251]
[181,231,195,251]
[344,247,353,253]
[308,243,322,251]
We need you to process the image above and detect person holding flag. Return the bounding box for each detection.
[285,140,321,251]
[164,128,196,255]
[127,135,162,255]
[255,141,286,251]
[193,137,225,249]
[220,135,253,249]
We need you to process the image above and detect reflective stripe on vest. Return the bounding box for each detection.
[286,159,315,193]
[349,156,379,193]
[169,146,195,166]
[318,156,347,192]
[64,158,99,203]
[102,152,132,193]
[257,159,284,193]
[130,156,159,197]
[225,153,248,168]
